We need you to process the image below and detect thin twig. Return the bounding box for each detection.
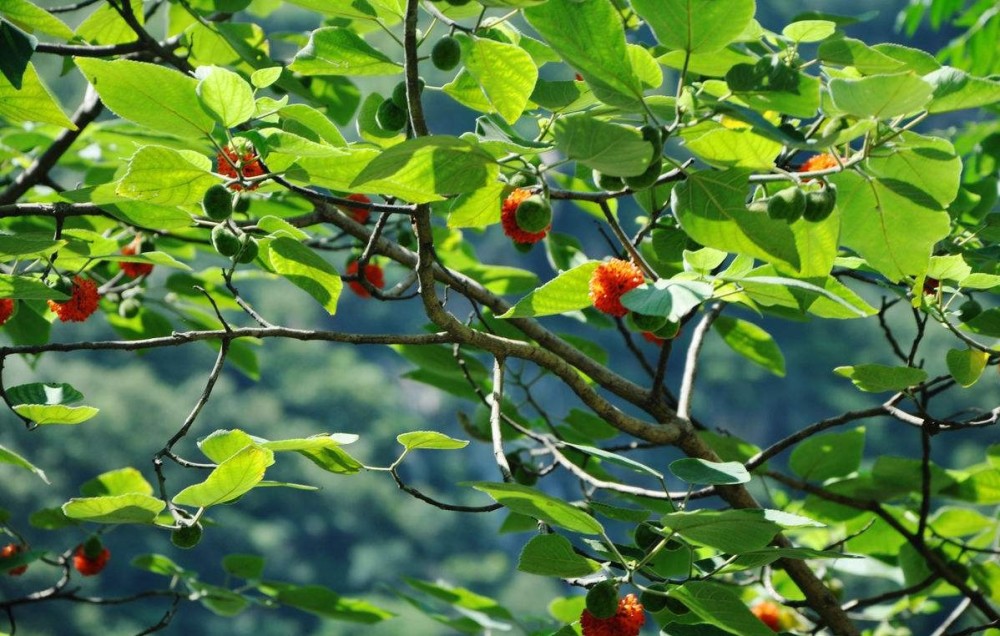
[490,357,513,482]
[677,303,723,421]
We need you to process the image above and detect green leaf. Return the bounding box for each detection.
[672,169,800,270]
[0,235,64,260]
[782,20,837,43]
[712,316,785,376]
[279,103,347,147]
[222,554,265,579]
[834,170,950,281]
[963,308,1000,337]
[289,27,401,76]
[251,66,282,89]
[0,443,47,483]
[397,431,469,451]
[0,0,74,39]
[946,348,989,388]
[470,482,603,535]
[447,181,506,228]
[265,237,343,315]
[833,364,928,392]
[13,404,99,425]
[517,534,600,577]
[274,584,394,623]
[635,0,755,54]
[925,67,1000,113]
[929,507,994,538]
[350,136,497,203]
[523,0,643,107]
[80,467,153,497]
[552,114,653,177]
[62,493,166,524]
[727,547,855,571]
[829,73,934,118]
[682,124,783,170]
[789,428,865,482]
[198,429,256,464]
[669,581,784,636]
[620,279,713,322]
[173,446,274,507]
[288,147,381,192]
[660,509,783,553]
[499,261,598,318]
[818,38,908,74]
[6,382,82,406]
[29,507,76,529]
[0,18,35,90]
[261,433,358,453]
[117,146,217,207]
[0,62,74,128]
[75,58,214,137]
[670,458,750,485]
[194,583,248,617]
[460,35,538,125]
[196,65,255,127]
[865,132,961,209]
[131,553,187,577]
[299,446,364,475]
[561,442,663,479]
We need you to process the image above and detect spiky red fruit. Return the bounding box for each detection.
[0,298,15,326]
[501,188,548,245]
[1,543,28,576]
[341,193,372,224]
[216,143,265,191]
[73,544,110,577]
[752,601,782,632]
[581,593,645,636]
[798,153,839,174]
[47,276,100,323]
[346,260,385,298]
[589,259,645,317]
[120,237,153,279]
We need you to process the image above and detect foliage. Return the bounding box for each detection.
[0,0,999,635]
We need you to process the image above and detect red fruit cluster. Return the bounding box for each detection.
[346,260,385,298]
[581,593,645,636]
[1,543,28,576]
[589,259,646,317]
[341,193,372,224]
[216,144,265,191]
[752,601,782,632]
[0,298,15,326]
[798,152,839,173]
[501,188,548,245]
[120,237,154,279]
[47,276,100,323]
[73,544,110,576]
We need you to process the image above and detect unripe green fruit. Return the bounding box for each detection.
[627,312,667,333]
[234,234,259,264]
[513,240,534,253]
[803,183,837,222]
[513,464,537,486]
[592,170,624,191]
[391,79,425,109]
[507,172,537,189]
[624,158,662,191]
[375,99,408,132]
[514,195,552,233]
[640,583,670,613]
[958,299,982,322]
[640,124,663,160]
[431,36,462,71]
[652,320,681,340]
[767,185,806,223]
[585,580,619,619]
[211,225,241,257]
[118,298,141,319]
[170,523,203,549]
[233,195,251,214]
[202,184,233,221]
[747,199,769,214]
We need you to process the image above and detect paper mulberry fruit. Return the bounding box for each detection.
[216,141,265,191]
[48,276,100,323]
[346,260,385,298]
[501,188,549,245]
[341,193,372,224]
[752,601,782,632]
[580,593,645,636]
[73,542,110,577]
[119,237,154,278]
[1,543,28,576]
[0,298,15,327]
[589,259,645,317]
[798,152,839,174]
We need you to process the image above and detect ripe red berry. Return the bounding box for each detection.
[580,593,645,636]
[341,193,372,224]
[1,543,28,576]
[47,276,100,323]
[752,600,782,632]
[346,260,385,298]
[73,543,110,577]
[119,237,154,279]
[589,259,646,317]
[0,298,15,327]
[923,277,940,296]
[216,142,265,191]
[501,188,549,245]
[798,152,839,174]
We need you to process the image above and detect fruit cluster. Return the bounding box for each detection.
[501,187,552,245]
[216,141,265,191]
[346,259,385,298]
[47,276,100,323]
[580,592,645,636]
[203,185,259,264]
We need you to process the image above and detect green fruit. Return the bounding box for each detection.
[514,195,552,233]
[766,185,806,223]
[431,36,462,71]
[118,298,141,319]
[507,172,537,189]
[958,299,982,322]
[391,79,425,109]
[624,158,662,191]
[375,99,408,132]
[234,234,259,264]
[640,124,663,159]
[513,240,534,253]
[211,225,241,258]
[725,62,762,92]
[747,200,769,214]
[202,184,233,221]
[652,320,681,340]
[170,523,203,549]
[233,195,251,214]
[627,312,667,333]
[802,183,837,222]
[585,581,619,619]
[592,170,624,191]
[640,583,670,613]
